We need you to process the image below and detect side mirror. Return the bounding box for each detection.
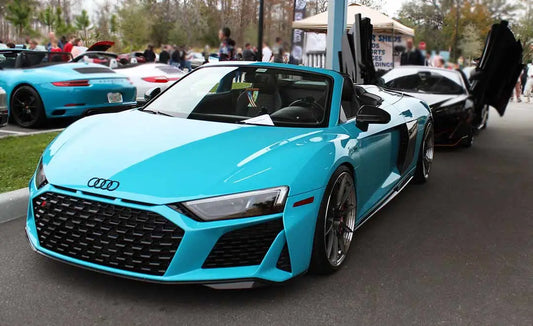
[356,105,391,124]
[144,87,161,102]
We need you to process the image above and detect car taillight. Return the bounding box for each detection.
[142,76,169,83]
[52,80,90,87]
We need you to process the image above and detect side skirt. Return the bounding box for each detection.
[354,174,413,232]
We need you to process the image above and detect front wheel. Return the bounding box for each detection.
[310,166,357,274]
[413,120,434,184]
[11,86,46,128]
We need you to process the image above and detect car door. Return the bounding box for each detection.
[470,21,523,116]
[339,79,405,221]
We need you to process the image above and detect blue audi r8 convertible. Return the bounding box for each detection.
[25,62,433,288]
[0,49,136,128]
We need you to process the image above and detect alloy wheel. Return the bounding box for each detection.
[323,172,356,267]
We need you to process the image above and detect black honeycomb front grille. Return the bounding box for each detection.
[203,219,283,268]
[33,192,184,276]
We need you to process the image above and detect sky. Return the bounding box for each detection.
[79,0,409,22]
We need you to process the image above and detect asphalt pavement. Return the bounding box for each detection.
[0,119,71,139]
[0,103,532,325]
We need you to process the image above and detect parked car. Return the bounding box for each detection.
[189,52,205,68]
[0,49,137,128]
[0,86,7,127]
[381,21,522,147]
[72,44,185,104]
[26,62,433,288]
[115,63,185,104]
[117,51,146,65]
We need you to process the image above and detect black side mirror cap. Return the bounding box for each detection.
[356,105,391,125]
[144,87,161,102]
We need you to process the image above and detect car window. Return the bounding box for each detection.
[143,65,332,128]
[0,52,17,69]
[382,68,465,95]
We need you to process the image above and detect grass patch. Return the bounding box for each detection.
[0,132,60,193]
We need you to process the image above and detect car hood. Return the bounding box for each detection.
[41,110,335,204]
[400,92,469,109]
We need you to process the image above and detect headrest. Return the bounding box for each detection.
[252,73,277,93]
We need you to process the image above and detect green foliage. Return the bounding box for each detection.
[38,6,56,32]
[5,0,34,39]
[117,0,151,51]
[74,9,91,40]
[459,24,483,60]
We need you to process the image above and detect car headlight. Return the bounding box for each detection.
[434,102,465,114]
[173,186,289,221]
[35,159,48,189]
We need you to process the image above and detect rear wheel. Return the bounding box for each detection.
[413,120,434,184]
[11,86,46,128]
[310,166,357,274]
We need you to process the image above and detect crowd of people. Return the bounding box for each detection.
[149,27,296,72]
[1,32,85,56]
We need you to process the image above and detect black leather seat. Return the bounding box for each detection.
[236,73,282,117]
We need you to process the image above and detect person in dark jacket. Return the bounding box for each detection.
[242,43,256,61]
[143,45,156,62]
[400,38,424,66]
[218,27,235,61]
[159,45,170,64]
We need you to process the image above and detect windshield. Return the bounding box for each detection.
[143,65,332,127]
[0,50,72,69]
[381,68,465,95]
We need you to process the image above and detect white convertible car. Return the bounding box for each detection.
[71,42,185,104]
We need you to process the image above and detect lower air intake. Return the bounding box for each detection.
[203,219,283,268]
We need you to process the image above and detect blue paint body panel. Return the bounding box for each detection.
[0,62,136,119]
[26,63,431,284]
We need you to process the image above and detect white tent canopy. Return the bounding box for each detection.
[292,4,414,36]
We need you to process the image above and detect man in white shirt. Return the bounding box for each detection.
[262,42,272,62]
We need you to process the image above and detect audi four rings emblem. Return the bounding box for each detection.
[87,177,120,191]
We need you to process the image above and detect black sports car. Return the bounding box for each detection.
[380,21,523,147]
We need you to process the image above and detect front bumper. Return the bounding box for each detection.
[26,182,323,286]
[432,108,473,146]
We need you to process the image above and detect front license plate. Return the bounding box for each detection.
[107,92,123,103]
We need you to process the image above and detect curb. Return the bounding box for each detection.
[0,188,29,224]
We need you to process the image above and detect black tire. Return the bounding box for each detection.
[10,85,46,128]
[413,120,434,184]
[310,166,357,274]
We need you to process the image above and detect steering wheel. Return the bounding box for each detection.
[288,98,324,120]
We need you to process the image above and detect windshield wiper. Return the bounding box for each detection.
[142,109,174,117]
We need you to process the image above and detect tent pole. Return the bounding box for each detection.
[258,0,264,61]
[325,0,347,71]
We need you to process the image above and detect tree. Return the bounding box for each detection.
[459,24,482,61]
[5,0,33,40]
[38,6,56,33]
[74,9,90,40]
[482,0,519,22]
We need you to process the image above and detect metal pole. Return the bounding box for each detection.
[258,0,264,62]
[325,0,347,71]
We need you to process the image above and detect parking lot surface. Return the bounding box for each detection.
[0,119,70,139]
[0,103,532,325]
